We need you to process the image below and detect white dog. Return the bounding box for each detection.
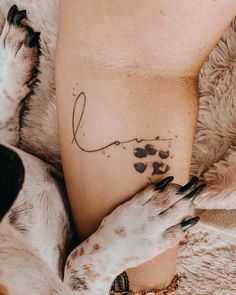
[0,5,206,295]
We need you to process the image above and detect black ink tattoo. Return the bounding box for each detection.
[134,162,147,173]
[72,90,173,177]
[72,92,172,153]
[159,150,170,159]
[134,147,148,158]
[134,144,157,158]
[145,144,157,156]
[152,161,170,175]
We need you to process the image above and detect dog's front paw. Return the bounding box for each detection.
[101,176,206,270]
[0,5,40,103]
[64,177,206,295]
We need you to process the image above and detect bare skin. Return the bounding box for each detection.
[56,0,236,291]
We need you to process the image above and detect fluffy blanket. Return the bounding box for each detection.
[0,1,236,294]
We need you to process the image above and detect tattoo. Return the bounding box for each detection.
[71,89,173,176]
[134,144,157,158]
[152,161,170,175]
[72,92,171,152]
[133,145,170,174]
[159,150,170,159]
[134,162,147,173]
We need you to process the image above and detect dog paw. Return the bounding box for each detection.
[0,5,40,104]
[101,176,206,270]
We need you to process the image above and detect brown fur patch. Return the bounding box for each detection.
[114,226,127,237]
[0,284,8,295]
[90,243,102,255]
[66,259,71,270]
[83,264,100,280]
[67,272,89,291]
[79,247,85,256]
[71,249,78,260]
[93,244,100,251]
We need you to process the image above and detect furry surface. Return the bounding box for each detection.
[0,0,236,294]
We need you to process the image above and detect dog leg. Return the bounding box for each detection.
[64,176,206,295]
[0,5,39,146]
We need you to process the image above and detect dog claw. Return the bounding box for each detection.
[184,183,207,201]
[7,5,18,24]
[25,32,40,48]
[13,10,27,25]
[180,216,200,232]
[178,176,199,193]
[154,176,174,191]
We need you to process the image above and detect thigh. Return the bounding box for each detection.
[56,0,236,239]
[57,0,236,77]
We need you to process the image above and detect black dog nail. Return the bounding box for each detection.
[25,32,40,48]
[32,68,39,77]
[7,5,18,24]
[181,216,200,232]
[184,183,207,201]
[13,10,27,25]
[154,176,174,191]
[178,176,199,193]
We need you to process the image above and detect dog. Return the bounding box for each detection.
[0,5,206,295]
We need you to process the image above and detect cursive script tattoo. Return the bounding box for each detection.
[72,91,172,153]
[71,89,173,177]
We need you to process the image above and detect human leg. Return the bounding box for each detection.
[56,0,236,290]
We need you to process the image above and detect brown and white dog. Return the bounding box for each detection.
[0,5,206,295]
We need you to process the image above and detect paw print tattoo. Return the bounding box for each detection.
[72,87,173,176]
[133,144,170,175]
